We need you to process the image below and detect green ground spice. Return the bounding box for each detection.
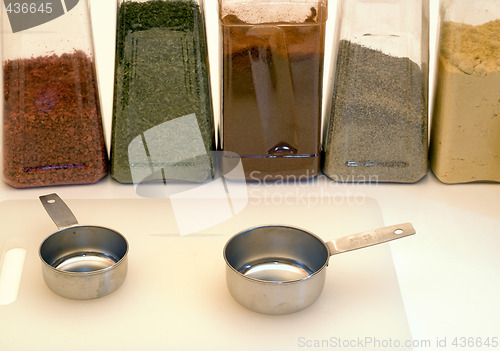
[111,0,214,184]
[323,40,428,183]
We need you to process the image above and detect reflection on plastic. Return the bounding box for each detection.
[0,248,26,305]
[129,115,248,235]
[128,113,212,185]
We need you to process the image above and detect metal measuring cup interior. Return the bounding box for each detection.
[39,193,128,300]
[224,223,416,315]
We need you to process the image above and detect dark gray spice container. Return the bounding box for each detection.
[322,0,429,183]
[323,40,428,183]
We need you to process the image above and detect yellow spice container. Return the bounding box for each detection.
[430,0,500,183]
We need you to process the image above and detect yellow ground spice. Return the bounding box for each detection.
[430,19,500,183]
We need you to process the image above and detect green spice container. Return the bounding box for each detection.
[430,0,500,184]
[111,0,214,184]
[219,0,328,181]
[323,0,429,183]
[1,0,108,188]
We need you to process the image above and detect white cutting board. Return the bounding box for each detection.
[0,196,413,351]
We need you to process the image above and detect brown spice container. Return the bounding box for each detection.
[219,1,327,181]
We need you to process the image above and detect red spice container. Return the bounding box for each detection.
[219,0,328,181]
[1,0,108,188]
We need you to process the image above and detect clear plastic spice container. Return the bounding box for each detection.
[111,0,214,184]
[323,0,429,183]
[1,0,108,188]
[219,0,328,181]
[430,0,500,184]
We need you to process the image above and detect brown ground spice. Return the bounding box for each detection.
[221,9,325,181]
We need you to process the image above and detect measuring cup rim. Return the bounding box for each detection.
[223,224,330,285]
[39,225,129,276]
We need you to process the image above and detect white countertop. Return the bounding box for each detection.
[1,1,499,350]
[1,172,499,351]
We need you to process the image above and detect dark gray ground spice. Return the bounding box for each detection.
[2,51,108,188]
[111,0,214,184]
[323,40,428,183]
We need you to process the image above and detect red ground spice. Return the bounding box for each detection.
[2,51,108,188]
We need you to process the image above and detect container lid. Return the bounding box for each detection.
[219,0,327,24]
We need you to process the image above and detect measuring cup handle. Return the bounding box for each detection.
[39,193,79,230]
[326,223,416,256]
